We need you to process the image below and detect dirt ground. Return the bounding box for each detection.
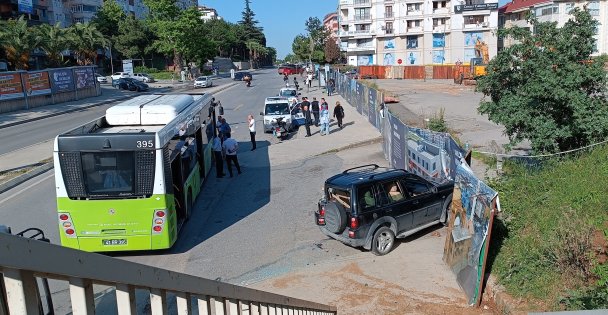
[252,228,499,315]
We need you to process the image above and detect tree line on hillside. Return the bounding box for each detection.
[0,0,275,72]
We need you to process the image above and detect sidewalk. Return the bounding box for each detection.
[0,81,238,193]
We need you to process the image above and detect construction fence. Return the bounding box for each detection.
[358,65,473,80]
[331,70,500,306]
[0,66,101,114]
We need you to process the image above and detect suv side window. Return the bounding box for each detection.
[380,180,406,204]
[357,184,377,211]
[401,178,431,197]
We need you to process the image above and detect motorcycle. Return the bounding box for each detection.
[272,117,289,141]
[244,75,251,87]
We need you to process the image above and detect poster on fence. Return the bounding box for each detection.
[24,71,51,96]
[368,88,378,129]
[390,114,406,169]
[50,68,75,93]
[405,127,466,181]
[0,73,25,100]
[443,163,498,306]
[74,67,96,89]
[356,82,363,114]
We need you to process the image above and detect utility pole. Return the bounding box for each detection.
[109,42,114,74]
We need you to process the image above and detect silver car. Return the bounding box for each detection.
[194,76,213,88]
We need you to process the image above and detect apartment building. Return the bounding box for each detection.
[0,0,50,25]
[499,0,608,55]
[198,5,222,22]
[338,0,499,66]
[324,12,339,36]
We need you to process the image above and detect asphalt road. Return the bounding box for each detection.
[0,69,367,313]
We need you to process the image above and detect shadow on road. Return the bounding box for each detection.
[169,140,272,254]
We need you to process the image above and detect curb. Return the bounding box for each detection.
[0,163,53,194]
[484,274,518,315]
[315,136,384,156]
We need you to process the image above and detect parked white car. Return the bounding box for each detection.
[133,73,155,83]
[111,72,130,81]
[95,74,108,84]
[193,76,213,88]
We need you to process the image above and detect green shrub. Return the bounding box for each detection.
[427,108,448,133]
[134,66,162,74]
[490,144,608,309]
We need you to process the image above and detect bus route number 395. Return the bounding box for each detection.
[137,140,154,148]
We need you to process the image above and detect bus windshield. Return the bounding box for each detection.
[280,89,297,97]
[81,152,135,196]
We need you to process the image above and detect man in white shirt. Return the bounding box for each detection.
[247,114,256,151]
[212,136,225,178]
[222,134,242,177]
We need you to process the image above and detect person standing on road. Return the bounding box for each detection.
[311,97,320,127]
[302,105,312,137]
[300,97,310,118]
[293,77,299,90]
[320,106,330,136]
[327,79,335,96]
[283,74,289,86]
[333,101,345,129]
[212,136,225,178]
[321,97,328,110]
[222,134,242,177]
[307,72,313,88]
[247,114,256,151]
[219,118,231,141]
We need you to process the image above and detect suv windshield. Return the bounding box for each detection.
[265,103,290,115]
[280,90,297,97]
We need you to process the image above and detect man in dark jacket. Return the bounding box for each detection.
[333,101,345,129]
[311,97,320,126]
[302,104,312,137]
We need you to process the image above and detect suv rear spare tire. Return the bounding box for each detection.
[371,226,395,256]
[324,201,347,234]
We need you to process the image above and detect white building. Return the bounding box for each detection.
[338,0,499,66]
[499,0,608,55]
[198,6,222,22]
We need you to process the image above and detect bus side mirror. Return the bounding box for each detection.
[259,112,263,116]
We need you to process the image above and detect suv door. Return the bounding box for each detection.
[377,180,414,233]
[401,177,439,227]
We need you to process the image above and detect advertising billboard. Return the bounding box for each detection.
[18,0,33,14]
[50,68,75,93]
[24,71,52,96]
[74,67,96,89]
[0,73,25,100]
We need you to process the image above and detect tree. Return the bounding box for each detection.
[324,37,341,63]
[477,8,608,153]
[66,22,108,65]
[239,0,265,45]
[203,19,238,57]
[291,34,310,62]
[143,0,183,71]
[115,16,153,59]
[0,16,39,70]
[90,0,126,40]
[36,23,70,68]
[305,17,330,63]
[175,8,215,67]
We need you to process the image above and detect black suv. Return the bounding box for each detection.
[315,164,454,255]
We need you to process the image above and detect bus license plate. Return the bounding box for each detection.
[102,239,127,246]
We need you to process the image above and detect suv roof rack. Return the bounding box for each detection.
[342,164,380,174]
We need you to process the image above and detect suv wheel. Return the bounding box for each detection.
[371,226,395,256]
[323,201,347,234]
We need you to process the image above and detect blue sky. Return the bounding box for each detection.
[198,0,338,59]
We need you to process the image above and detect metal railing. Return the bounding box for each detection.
[354,14,372,21]
[384,12,394,18]
[353,0,371,5]
[0,233,337,315]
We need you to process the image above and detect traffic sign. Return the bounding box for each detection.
[397,59,402,65]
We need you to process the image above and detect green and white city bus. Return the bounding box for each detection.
[53,94,214,251]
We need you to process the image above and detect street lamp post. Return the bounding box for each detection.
[109,42,114,74]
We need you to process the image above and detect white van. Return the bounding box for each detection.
[261,97,292,132]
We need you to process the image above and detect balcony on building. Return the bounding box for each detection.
[432,23,451,33]
[384,0,395,3]
[353,0,371,7]
[384,12,394,19]
[463,21,490,30]
[377,28,395,37]
[354,14,372,23]
[347,45,375,53]
[405,4,423,16]
[339,30,354,38]
[352,29,375,38]
[339,0,353,6]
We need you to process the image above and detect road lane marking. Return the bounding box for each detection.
[234,104,244,111]
[0,172,54,205]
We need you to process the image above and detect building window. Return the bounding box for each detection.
[407,3,421,12]
[464,15,485,25]
[74,17,84,23]
[433,1,447,9]
[354,8,371,19]
[406,35,418,48]
[465,0,484,4]
[433,18,448,26]
[587,1,599,16]
[536,5,558,16]
[385,21,393,33]
[565,3,574,14]
[385,6,393,18]
[407,20,422,28]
